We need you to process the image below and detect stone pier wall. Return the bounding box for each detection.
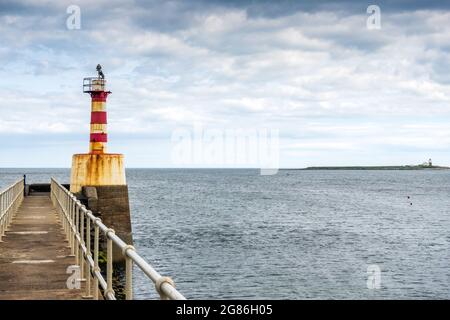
[82,185,133,263]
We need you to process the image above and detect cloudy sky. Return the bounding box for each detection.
[0,0,450,168]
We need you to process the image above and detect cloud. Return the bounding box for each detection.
[1,0,450,167]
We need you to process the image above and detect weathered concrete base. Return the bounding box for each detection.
[70,154,126,193]
[82,185,133,263]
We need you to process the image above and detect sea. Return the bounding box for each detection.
[1,168,449,299]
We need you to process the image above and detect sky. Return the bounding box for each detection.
[0,0,450,168]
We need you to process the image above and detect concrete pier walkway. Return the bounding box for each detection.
[0,194,84,299]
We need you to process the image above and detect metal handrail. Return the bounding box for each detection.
[0,179,24,242]
[50,178,186,300]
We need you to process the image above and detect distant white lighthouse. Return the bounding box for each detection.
[428,158,432,167]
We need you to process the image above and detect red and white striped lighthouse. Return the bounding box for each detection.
[83,65,111,154]
[70,65,126,193]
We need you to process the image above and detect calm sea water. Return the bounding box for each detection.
[1,168,449,299]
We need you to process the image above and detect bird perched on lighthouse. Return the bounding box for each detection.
[96,64,105,79]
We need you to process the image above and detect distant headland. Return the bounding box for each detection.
[288,159,450,170]
[300,165,450,170]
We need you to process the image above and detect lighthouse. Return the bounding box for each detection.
[70,65,133,261]
[70,65,126,193]
[88,64,110,154]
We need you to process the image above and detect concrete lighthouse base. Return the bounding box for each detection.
[70,153,133,263]
[70,154,126,194]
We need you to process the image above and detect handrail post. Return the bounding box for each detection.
[123,245,135,300]
[63,193,67,235]
[6,189,9,228]
[69,199,75,255]
[106,229,115,299]
[68,198,72,249]
[65,196,71,248]
[80,206,85,281]
[23,175,26,197]
[126,257,133,300]
[94,220,100,300]
[70,199,76,257]
[75,205,80,265]
[83,215,93,299]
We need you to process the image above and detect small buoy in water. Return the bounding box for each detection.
[410,203,413,205]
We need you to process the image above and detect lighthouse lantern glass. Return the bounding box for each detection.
[92,79,105,91]
[83,77,106,93]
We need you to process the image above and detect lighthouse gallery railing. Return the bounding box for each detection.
[50,178,186,300]
[0,179,24,242]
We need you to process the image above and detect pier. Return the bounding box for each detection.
[0,178,186,300]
